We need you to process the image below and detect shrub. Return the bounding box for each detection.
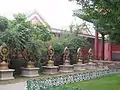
[50,31,89,65]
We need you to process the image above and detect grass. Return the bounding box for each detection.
[64,74,120,90]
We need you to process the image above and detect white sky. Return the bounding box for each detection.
[0,0,82,29]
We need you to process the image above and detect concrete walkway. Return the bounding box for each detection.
[0,82,27,90]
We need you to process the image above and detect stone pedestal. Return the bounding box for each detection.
[101,61,112,69]
[59,65,73,73]
[86,62,96,70]
[74,64,86,71]
[93,60,105,70]
[42,66,58,74]
[21,67,39,77]
[97,63,104,69]
[0,69,14,80]
[113,61,120,69]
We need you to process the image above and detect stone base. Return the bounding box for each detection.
[42,66,58,74]
[59,65,73,73]
[107,64,116,69]
[74,64,86,71]
[21,68,39,77]
[0,69,14,80]
[97,63,104,70]
[86,63,96,70]
[101,61,114,69]
[101,61,112,65]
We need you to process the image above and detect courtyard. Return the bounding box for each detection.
[0,0,120,90]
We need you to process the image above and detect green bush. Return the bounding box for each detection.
[50,31,89,65]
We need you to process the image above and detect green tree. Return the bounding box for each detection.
[1,14,32,51]
[71,0,120,44]
[32,24,52,42]
[0,16,8,32]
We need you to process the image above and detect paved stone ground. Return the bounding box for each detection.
[0,82,27,90]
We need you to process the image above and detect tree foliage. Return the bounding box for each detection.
[51,24,89,53]
[0,13,52,64]
[72,0,120,43]
[32,24,52,41]
[0,16,8,32]
[0,13,32,51]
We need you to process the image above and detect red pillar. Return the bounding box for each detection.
[108,42,112,60]
[95,31,98,60]
[101,34,104,60]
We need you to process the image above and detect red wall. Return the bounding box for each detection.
[88,38,120,60]
[98,39,102,59]
[112,45,120,51]
[104,43,120,60]
[89,39,109,60]
[104,43,109,60]
[84,38,120,60]
[112,45,120,60]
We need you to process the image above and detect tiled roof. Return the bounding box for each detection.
[27,10,50,26]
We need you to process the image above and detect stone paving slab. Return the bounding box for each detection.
[0,82,26,90]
